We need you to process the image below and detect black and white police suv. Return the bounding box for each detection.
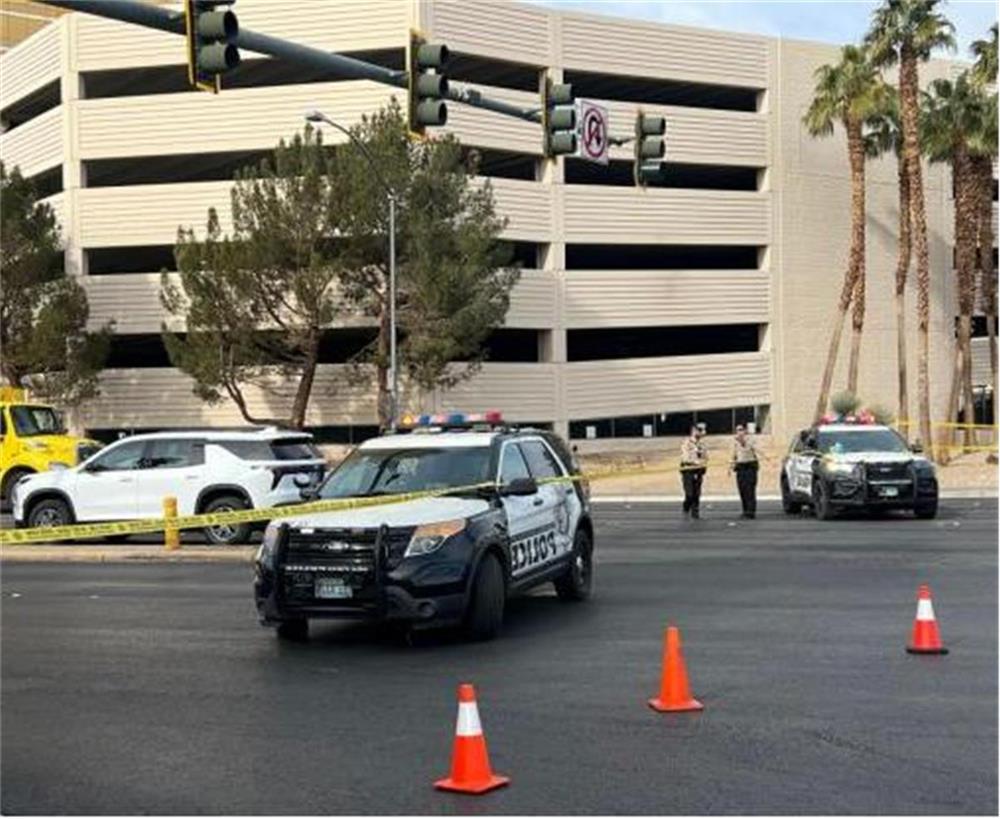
[253,412,594,641]
[781,421,938,520]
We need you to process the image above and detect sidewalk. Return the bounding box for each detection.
[581,447,997,498]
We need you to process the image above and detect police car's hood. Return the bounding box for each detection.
[281,495,491,530]
[826,451,929,466]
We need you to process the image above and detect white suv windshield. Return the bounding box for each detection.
[817,429,909,454]
[319,447,492,499]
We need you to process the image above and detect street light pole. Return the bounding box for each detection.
[389,194,397,430]
[303,109,398,431]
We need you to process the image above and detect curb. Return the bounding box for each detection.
[0,546,256,563]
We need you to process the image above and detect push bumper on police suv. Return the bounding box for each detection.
[818,459,938,509]
[253,518,491,628]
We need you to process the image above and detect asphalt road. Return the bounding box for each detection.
[2,500,997,815]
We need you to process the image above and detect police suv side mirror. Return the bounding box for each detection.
[910,441,924,454]
[500,477,537,496]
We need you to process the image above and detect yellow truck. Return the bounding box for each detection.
[0,387,104,508]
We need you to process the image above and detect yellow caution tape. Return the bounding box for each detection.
[0,462,702,546]
[10,441,986,547]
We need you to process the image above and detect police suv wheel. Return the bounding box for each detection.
[276,618,308,641]
[914,499,938,519]
[812,480,835,521]
[780,476,801,515]
[202,495,251,545]
[464,552,505,641]
[555,528,593,602]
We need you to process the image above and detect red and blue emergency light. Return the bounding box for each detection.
[398,410,504,430]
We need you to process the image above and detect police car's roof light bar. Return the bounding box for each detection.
[397,410,504,431]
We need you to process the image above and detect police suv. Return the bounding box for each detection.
[253,412,594,641]
[781,421,938,520]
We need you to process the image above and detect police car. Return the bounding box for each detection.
[253,412,593,641]
[780,419,938,520]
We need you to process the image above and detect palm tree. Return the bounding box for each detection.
[921,74,990,452]
[970,23,998,86]
[866,0,956,458]
[970,25,998,432]
[864,86,912,430]
[971,98,998,433]
[803,45,888,420]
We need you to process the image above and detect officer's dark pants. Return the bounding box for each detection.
[681,467,705,515]
[735,462,758,517]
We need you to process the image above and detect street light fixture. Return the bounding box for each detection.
[303,108,399,430]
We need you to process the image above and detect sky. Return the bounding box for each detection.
[530,1,997,57]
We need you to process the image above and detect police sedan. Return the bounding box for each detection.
[253,412,594,641]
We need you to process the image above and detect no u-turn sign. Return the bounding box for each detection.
[576,100,609,165]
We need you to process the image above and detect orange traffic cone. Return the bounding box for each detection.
[648,625,704,713]
[907,584,948,655]
[434,683,510,794]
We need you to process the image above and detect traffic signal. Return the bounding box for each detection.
[184,0,240,93]
[542,77,576,157]
[634,110,666,186]
[407,31,449,135]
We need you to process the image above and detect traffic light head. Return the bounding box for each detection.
[542,78,576,158]
[634,111,666,186]
[408,33,449,135]
[185,0,240,93]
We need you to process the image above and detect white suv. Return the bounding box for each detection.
[12,427,326,544]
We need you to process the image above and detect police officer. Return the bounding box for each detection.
[730,424,759,519]
[680,424,708,519]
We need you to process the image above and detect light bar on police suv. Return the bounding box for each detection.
[397,410,504,430]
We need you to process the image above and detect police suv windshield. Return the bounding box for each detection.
[319,447,492,498]
[817,429,910,454]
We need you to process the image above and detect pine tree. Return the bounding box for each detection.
[0,162,111,404]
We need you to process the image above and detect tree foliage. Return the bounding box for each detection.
[334,101,515,423]
[163,100,515,429]
[162,128,342,429]
[0,162,111,404]
[970,23,998,87]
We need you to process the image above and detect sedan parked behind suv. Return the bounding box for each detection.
[12,427,327,544]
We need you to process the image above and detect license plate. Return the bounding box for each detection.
[315,577,352,599]
[880,486,899,498]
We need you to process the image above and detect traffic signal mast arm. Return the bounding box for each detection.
[37,0,558,126]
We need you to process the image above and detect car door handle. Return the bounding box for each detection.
[532,496,544,506]
[118,477,133,483]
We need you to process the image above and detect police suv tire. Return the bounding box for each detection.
[202,494,251,545]
[780,475,801,514]
[28,497,73,529]
[276,618,309,641]
[464,552,505,641]
[812,480,835,521]
[555,527,593,602]
[914,499,938,519]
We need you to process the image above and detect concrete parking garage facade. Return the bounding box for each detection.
[0,0,995,442]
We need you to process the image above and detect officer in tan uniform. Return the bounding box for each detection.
[730,424,759,518]
[679,424,708,519]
